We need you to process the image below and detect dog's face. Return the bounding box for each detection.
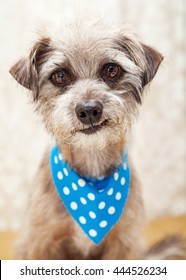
[10,21,163,149]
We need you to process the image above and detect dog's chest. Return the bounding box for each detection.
[72,221,96,258]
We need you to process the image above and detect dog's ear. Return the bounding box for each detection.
[141,44,163,87]
[9,37,52,100]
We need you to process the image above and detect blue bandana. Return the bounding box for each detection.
[50,145,130,245]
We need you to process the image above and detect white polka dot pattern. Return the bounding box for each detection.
[115,192,122,200]
[123,163,127,170]
[99,220,107,228]
[89,211,96,219]
[50,145,130,245]
[98,201,106,210]
[54,155,58,164]
[57,171,63,180]
[58,153,63,160]
[72,183,78,191]
[80,197,87,205]
[79,216,86,224]
[107,187,114,195]
[70,202,78,210]
[108,206,116,215]
[89,229,97,237]
[87,193,95,201]
[120,177,125,185]
[63,187,70,195]
[63,168,68,176]
[114,172,119,181]
[78,179,86,187]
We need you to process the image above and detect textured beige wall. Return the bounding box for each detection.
[0,0,185,230]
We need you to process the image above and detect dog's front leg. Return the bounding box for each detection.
[15,224,87,260]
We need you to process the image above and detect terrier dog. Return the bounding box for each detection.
[10,20,182,260]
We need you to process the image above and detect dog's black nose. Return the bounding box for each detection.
[75,101,103,125]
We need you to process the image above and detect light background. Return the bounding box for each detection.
[0,0,185,230]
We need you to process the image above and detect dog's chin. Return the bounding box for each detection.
[71,123,123,150]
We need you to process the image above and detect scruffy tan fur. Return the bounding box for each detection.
[9,20,168,259]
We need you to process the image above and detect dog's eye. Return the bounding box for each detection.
[50,70,70,87]
[102,63,123,81]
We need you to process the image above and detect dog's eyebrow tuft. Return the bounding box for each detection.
[114,36,145,67]
[114,36,163,88]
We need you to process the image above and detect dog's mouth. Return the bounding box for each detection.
[79,119,109,135]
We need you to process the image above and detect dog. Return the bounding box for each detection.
[9,20,185,260]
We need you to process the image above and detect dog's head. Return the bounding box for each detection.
[10,21,163,149]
